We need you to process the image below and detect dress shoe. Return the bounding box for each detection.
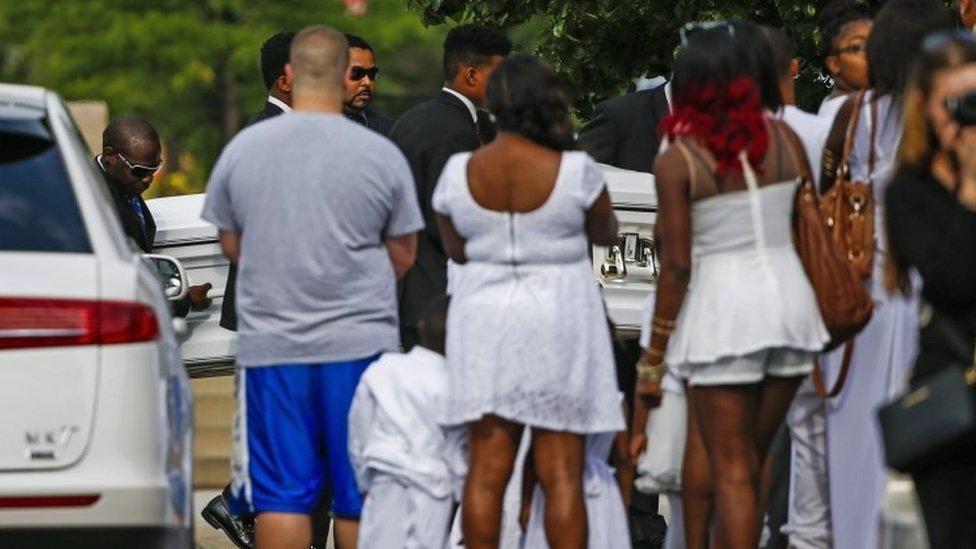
[201,490,254,549]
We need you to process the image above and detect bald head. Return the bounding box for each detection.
[102,116,159,154]
[288,25,348,100]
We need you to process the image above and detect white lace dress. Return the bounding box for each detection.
[432,151,624,434]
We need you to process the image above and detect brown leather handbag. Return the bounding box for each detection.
[777,119,874,398]
[819,92,878,280]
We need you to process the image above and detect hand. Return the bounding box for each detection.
[188,283,212,311]
[954,126,976,178]
[634,376,663,408]
[629,431,647,466]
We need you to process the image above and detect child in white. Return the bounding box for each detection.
[349,299,461,549]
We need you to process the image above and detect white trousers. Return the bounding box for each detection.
[663,492,685,549]
[358,474,454,549]
[781,379,831,549]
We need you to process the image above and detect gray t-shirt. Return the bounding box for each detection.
[202,112,423,367]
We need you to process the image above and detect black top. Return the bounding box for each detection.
[886,166,976,382]
[346,106,395,137]
[578,85,670,174]
[218,100,285,331]
[388,90,482,328]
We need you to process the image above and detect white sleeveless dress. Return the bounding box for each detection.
[667,154,829,382]
[431,150,624,434]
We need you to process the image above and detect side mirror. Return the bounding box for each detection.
[143,254,189,301]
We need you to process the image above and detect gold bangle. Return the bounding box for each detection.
[636,356,667,382]
[652,316,677,329]
[651,325,674,336]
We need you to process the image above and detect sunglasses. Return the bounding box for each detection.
[679,20,735,47]
[113,149,162,179]
[350,66,379,81]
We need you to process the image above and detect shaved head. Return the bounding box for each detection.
[289,25,348,96]
[102,116,159,154]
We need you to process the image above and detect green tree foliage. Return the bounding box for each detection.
[0,0,448,196]
[405,0,952,115]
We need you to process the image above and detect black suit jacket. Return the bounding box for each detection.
[102,170,157,253]
[218,100,285,331]
[389,90,481,328]
[578,86,669,173]
[347,106,395,136]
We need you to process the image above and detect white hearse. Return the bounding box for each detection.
[149,165,658,372]
[0,84,193,548]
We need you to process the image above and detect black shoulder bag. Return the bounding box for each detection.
[878,309,976,472]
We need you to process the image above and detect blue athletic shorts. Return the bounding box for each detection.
[229,355,378,518]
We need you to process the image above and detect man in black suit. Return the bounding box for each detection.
[97,116,211,315]
[578,83,670,173]
[389,24,512,349]
[342,34,395,135]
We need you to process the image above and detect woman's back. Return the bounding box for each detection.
[434,143,605,267]
[662,123,829,364]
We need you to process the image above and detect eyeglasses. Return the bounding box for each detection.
[350,66,379,81]
[679,21,735,47]
[832,43,866,56]
[113,149,162,179]
[922,30,976,53]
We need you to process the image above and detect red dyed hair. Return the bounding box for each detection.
[660,77,769,176]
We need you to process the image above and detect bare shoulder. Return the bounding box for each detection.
[653,143,690,185]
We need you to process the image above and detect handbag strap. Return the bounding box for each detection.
[820,92,864,193]
[813,341,855,398]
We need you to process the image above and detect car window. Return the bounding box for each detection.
[0,122,91,253]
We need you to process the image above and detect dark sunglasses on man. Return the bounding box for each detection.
[350,66,380,81]
[110,148,163,179]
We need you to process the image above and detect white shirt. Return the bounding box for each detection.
[779,105,831,184]
[267,95,291,113]
[441,86,477,123]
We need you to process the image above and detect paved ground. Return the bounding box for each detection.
[194,490,335,549]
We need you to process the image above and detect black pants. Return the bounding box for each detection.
[913,460,976,549]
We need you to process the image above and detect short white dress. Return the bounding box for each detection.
[432,150,624,434]
[667,153,830,385]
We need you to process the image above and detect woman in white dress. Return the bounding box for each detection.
[635,26,829,548]
[432,53,625,549]
[818,3,954,548]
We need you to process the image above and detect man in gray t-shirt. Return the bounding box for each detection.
[200,25,422,548]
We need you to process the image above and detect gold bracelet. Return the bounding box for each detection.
[652,316,677,329]
[651,325,674,337]
[636,355,667,382]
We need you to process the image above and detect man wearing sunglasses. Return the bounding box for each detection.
[97,116,212,314]
[343,34,395,136]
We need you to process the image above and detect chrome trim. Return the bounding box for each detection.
[0,328,86,339]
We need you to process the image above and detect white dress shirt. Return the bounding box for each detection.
[267,95,292,113]
[441,87,477,123]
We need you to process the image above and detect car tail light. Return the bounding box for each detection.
[0,298,159,350]
[0,494,100,508]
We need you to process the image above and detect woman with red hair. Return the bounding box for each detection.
[633,21,829,548]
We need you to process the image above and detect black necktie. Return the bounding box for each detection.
[476,109,496,145]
